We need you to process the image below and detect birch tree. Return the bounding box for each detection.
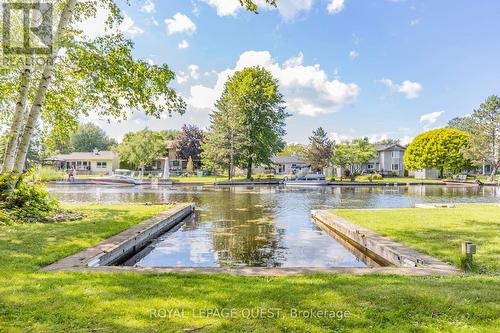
[1,0,279,177]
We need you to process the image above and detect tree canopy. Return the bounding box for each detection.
[114,130,166,175]
[202,66,288,179]
[404,128,469,176]
[174,125,204,163]
[331,138,376,178]
[277,144,307,158]
[305,127,334,171]
[461,95,500,180]
[55,123,116,153]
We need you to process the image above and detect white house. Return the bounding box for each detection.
[253,156,310,175]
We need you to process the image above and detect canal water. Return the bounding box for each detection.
[47,185,499,268]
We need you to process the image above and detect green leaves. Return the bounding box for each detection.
[202,66,288,177]
[305,127,334,171]
[404,128,469,175]
[331,138,376,175]
[114,130,167,171]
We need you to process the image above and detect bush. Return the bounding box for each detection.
[372,173,383,180]
[35,167,66,182]
[0,173,59,223]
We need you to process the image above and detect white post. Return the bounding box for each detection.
[163,157,170,180]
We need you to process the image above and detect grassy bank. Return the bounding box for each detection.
[334,204,500,274]
[1,204,499,332]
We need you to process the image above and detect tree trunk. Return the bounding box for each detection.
[490,162,499,182]
[13,0,78,174]
[1,55,33,173]
[246,157,253,179]
[229,131,234,180]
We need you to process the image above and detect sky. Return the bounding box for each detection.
[80,0,500,144]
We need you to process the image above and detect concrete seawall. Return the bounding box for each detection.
[41,203,195,271]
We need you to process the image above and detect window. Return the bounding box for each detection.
[392,164,399,171]
[392,151,401,158]
[367,164,374,169]
[97,161,107,169]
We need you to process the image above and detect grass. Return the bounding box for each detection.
[334,204,500,274]
[331,176,443,183]
[0,204,499,332]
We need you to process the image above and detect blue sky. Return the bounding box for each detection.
[84,0,500,144]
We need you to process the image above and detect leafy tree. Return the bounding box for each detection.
[305,127,334,172]
[447,116,475,133]
[461,95,500,180]
[0,0,278,177]
[114,130,166,176]
[160,130,179,141]
[331,138,376,179]
[277,144,307,157]
[56,123,116,153]
[404,128,469,177]
[202,67,288,179]
[201,99,245,179]
[174,125,204,164]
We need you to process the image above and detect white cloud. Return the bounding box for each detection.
[187,50,360,117]
[349,50,359,59]
[188,64,200,80]
[76,9,144,39]
[147,58,155,66]
[140,0,156,14]
[380,78,423,99]
[400,136,413,145]
[327,0,345,14]
[420,111,445,125]
[201,0,313,20]
[329,132,353,143]
[410,18,420,26]
[276,0,314,20]
[120,15,145,37]
[202,0,241,16]
[177,71,189,84]
[165,13,196,35]
[178,39,190,49]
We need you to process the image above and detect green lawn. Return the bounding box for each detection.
[0,204,499,332]
[334,204,500,274]
[339,177,443,183]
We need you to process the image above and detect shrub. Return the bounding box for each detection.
[0,173,59,223]
[372,173,383,180]
[35,167,66,182]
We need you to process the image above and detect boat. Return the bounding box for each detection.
[88,175,140,186]
[284,174,327,186]
[443,180,482,187]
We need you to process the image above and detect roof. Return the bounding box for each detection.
[272,155,307,164]
[52,151,118,161]
[374,144,406,152]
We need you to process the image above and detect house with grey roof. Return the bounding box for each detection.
[362,144,406,176]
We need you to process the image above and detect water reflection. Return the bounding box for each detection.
[47,185,499,267]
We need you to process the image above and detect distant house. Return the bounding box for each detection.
[338,143,406,177]
[253,156,311,175]
[46,150,119,175]
[153,140,202,176]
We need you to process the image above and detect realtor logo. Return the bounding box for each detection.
[2,2,53,55]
